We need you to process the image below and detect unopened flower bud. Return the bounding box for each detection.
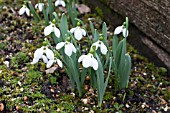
[52,19,56,24]
[67,37,71,42]
[77,22,81,26]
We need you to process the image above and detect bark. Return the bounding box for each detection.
[85,0,170,75]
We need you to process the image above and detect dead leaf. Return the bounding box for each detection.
[45,67,57,74]
[76,4,91,14]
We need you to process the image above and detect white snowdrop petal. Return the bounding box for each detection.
[42,55,48,63]
[46,60,54,68]
[78,55,86,63]
[82,55,91,68]
[56,59,63,68]
[31,58,39,64]
[91,57,98,70]
[55,1,60,7]
[114,26,123,35]
[60,1,66,7]
[123,28,129,37]
[34,48,44,59]
[70,43,76,53]
[46,48,54,60]
[100,42,108,55]
[35,4,38,9]
[92,41,99,50]
[25,7,30,16]
[44,24,53,36]
[56,42,65,49]
[81,29,86,36]
[65,44,72,56]
[38,3,44,12]
[70,28,76,33]
[19,7,25,15]
[54,27,61,38]
[74,29,83,40]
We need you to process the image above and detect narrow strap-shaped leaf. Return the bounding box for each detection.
[89,21,95,37]
[27,2,41,23]
[102,22,107,40]
[47,0,54,20]
[42,6,49,26]
[81,68,87,85]
[119,54,131,88]
[94,29,99,42]
[59,13,68,41]
[69,57,82,96]
[112,35,118,58]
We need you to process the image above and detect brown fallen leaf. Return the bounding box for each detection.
[0,103,4,112]
[76,4,91,14]
[45,67,57,74]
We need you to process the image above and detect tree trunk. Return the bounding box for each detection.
[85,0,170,76]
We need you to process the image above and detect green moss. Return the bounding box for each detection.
[104,92,113,101]
[95,7,104,19]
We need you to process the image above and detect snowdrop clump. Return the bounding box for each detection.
[20,0,131,107]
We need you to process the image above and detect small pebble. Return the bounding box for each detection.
[0,103,4,112]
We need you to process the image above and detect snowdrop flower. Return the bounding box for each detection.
[55,0,66,7]
[19,4,30,16]
[44,20,60,38]
[56,37,76,57]
[78,47,98,70]
[70,22,86,41]
[114,25,129,37]
[92,36,107,55]
[31,46,62,68]
[35,3,44,12]
[78,53,98,70]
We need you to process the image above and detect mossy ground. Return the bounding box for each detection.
[0,0,170,112]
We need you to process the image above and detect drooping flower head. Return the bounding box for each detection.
[114,22,129,37]
[70,22,86,41]
[56,37,76,57]
[19,3,30,16]
[78,46,98,70]
[55,0,66,7]
[35,3,44,12]
[44,19,61,38]
[91,35,108,55]
[31,40,62,68]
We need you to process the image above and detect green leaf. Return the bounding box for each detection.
[102,22,107,40]
[112,35,118,58]
[42,7,49,26]
[59,13,68,41]
[94,29,100,42]
[27,3,41,23]
[47,0,54,20]
[81,68,87,85]
[90,21,95,37]
[69,57,82,96]
[119,54,131,88]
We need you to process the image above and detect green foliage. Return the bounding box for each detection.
[26,69,43,83]
[112,18,131,89]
